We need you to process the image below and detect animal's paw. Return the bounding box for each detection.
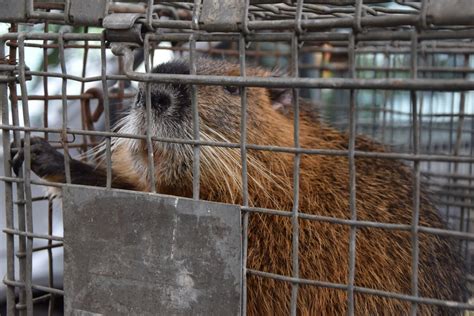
[10,137,65,178]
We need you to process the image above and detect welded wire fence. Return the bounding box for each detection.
[1,0,474,315]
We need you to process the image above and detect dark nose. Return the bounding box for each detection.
[138,90,172,113]
[151,91,171,113]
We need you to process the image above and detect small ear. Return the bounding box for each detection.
[269,87,292,114]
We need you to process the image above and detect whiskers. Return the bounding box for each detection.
[200,126,292,206]
[79,108,145,163]
[80,111,291,207]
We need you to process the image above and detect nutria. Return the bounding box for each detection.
[11,58,466,314]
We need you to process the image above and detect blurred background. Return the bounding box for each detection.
[1,1,474,313]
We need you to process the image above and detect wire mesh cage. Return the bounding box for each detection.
[1,0,474,315]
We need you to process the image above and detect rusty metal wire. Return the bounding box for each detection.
[1,0,474,315]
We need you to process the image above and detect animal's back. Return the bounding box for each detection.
[241,110,465,315]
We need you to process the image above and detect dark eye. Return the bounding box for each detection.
[224,85,240,95]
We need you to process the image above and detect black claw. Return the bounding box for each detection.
[11,151,24,175]
[10,140,24,175]
[10,140,20,161]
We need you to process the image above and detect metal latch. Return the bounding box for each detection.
[426,0,474,25]
[68,0,109,26]
[0,0,27,22]
[103,13,147,44]
[199,0,245,32]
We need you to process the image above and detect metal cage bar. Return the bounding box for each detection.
[240,32,250,316]
[1,36,16,316]
[1,0,474,314]
[409,29,421,316]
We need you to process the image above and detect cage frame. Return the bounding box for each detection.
[1,0,474,315]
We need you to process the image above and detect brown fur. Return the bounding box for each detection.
[107,59,465,315]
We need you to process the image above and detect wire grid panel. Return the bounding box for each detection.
[0,0,474,315]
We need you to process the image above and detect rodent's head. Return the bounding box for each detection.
[117,58,293,194]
